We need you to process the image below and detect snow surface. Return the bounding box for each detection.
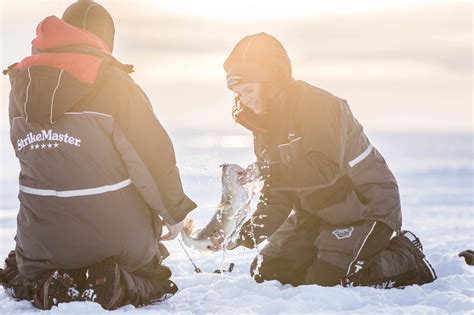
[0,130,473,314]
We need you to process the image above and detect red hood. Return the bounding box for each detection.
[8,16,133,123]
[13,16,118,84]
[16,53,103,84]
[32,15,111,53]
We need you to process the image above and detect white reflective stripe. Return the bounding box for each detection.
[346,221,377,276]
[349,144,373,168]
[19,178,131,198]
[423,257,436,280]
[64,111,112,118]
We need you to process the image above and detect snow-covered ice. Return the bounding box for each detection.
[0,130,473,314]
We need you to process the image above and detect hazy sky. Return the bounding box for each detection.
[1,0,472,132]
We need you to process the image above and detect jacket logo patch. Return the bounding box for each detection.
[332,227,354,240]
[16,130,81,151]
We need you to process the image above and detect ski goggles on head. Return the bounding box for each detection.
[231,96,268,133]
[226,75,242,88]
[225,62,271,89]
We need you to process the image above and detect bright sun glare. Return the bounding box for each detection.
[152,0,437,19]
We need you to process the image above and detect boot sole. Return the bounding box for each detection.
[82,258,120,309]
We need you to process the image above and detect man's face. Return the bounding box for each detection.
[231,82,264,115]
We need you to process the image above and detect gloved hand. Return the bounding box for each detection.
[238,162,261,185]
[208,231,238,251]
[459,250,474,266]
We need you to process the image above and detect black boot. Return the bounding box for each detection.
[398,230,437,285]
[459,250,474,266]
[42,268,86,309]
[342,230,437,289]
[81,257,123,310]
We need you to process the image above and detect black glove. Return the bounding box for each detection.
[458,250,474,266]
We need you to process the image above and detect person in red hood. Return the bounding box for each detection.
[211,33,437,289]
[0,1,196,310]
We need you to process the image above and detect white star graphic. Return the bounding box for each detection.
[35,144,40,149]
[31,145,35,150]
[47,143,52,148]
[53,143,59,148]
[41,144,46,149]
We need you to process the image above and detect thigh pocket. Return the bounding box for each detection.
[262,218,319,259]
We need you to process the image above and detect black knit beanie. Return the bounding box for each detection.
[62,1,115,52]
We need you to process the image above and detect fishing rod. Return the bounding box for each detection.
[177,238,234,274]
[178,238,202,273]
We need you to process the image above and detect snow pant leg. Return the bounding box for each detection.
[0,250,50,309]
[0,250,38,302]
[306,221,393,286]
[250,213,320,286]
[303,259,346,286]
[119,244,177,307]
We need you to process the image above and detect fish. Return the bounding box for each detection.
[181,163,261,251]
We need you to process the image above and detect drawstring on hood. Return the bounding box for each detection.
[7,16,131,124]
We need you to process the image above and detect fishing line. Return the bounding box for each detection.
[178,238,234,274]
[178,238,202,273]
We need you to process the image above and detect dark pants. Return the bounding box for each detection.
[119,247,177,307]
[0,244,176,309]
[250,213,425,287]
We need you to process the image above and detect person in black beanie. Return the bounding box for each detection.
[0,0,196,310]
[62,0,115,52]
